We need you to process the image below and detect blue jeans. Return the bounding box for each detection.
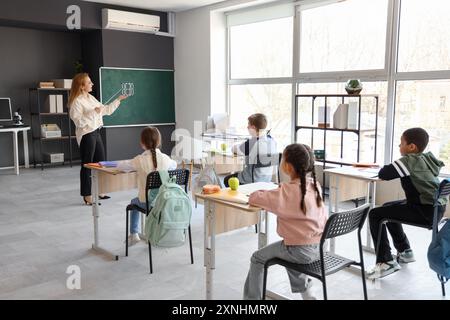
[129,197,146,234]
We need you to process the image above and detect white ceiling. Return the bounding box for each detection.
[82,0,225,12]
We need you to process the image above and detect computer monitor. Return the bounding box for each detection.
[0,98,12,122]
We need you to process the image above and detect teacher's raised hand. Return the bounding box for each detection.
[118,95,128,101]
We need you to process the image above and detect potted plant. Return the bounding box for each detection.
[345,79,363,95]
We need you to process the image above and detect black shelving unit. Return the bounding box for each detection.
[29,88,78,170]
[294,94,379,185]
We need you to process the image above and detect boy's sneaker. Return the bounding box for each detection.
[366,260,401,280]
[397,249,416,264]
[127,233,141,246]
[300,279,317,300]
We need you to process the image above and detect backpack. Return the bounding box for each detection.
[144,170,192,247]
[427,216,450,281]
[193,164,222,194]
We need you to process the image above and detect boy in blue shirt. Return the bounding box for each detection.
[367,127,446,279]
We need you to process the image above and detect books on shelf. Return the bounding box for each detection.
[318,106,331,128]
[39,82,55,88]
[333,103,349,129]
[347,101,358,129]
[51,79,72,89]
[332,102,358,130]
[45,95,64,113]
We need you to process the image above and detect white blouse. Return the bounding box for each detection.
[117,149,177,202]
[69,94,121,145]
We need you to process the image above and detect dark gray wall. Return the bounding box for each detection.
[103,125,176,161]
[0,0,168,32]
[0,0,173,167]
[102,30,174,69]
[101,29,175,161]
[0,26,82,167]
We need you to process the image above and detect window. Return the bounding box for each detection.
[397,0,450,72]
[229,17,293,79]
[393,80,450,174]
[299,0,389,73]
[229,84,292,149]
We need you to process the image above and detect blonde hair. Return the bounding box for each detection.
[68,73,89,108]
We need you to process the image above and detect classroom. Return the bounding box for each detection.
[0,0,449,304]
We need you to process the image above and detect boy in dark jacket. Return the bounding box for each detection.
[367,127,446,279]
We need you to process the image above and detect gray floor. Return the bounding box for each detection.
[0,166,447,300]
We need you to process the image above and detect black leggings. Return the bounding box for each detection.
[79,128,105,196]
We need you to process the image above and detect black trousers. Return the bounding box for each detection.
[369,200,445,263]
[79,128,106,197]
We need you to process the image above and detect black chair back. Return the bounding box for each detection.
[322,203,370,243]
[146,169,190,192]
[145,169,190,213]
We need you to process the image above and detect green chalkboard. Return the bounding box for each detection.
[100,67,175,126]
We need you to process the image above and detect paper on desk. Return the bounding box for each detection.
[238,182,279,196]
[99,161,118,167]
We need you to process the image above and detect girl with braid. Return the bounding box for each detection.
[117,127,177,245]
[243,143,327,300]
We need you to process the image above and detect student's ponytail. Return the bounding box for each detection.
[140,127,162,169]
[283,143,323,215]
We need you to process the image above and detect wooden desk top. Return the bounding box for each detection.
[83,164,135,175]
[195,192,261,212]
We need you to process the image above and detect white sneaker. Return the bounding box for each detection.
[300,279,317,300]
[366,260,401,280]
[127,233,141,246]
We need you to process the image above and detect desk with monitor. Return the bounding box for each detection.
[0,98,30,175]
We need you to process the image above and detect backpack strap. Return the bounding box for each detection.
[158,170,170,185]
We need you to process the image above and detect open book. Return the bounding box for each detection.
[206,182,279,204]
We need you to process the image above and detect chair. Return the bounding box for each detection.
[375,178,450,296]
[125,169,194,274]
[262,204,370,300]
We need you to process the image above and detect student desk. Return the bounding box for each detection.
[0,126,30,175]
[196,183,286,300]
[84,164,137,260]
[325,167,380,253]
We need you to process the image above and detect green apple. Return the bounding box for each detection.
[228,177,239,191]
[220,143,227,152]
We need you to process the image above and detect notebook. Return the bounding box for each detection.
[99,161,118,168]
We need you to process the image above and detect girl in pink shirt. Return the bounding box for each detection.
[243,143,327,300]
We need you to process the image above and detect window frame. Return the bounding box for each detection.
[225,0,450,177]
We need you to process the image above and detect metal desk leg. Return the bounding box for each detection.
[329,175,339,253]
[204,200,215,300]
[257,210,268,249]
[23,130,29,169]
[91,170,119,260]
[362,181,376,253]
[12,131,19,175]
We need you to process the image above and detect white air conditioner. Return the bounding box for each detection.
[102,9,160,33]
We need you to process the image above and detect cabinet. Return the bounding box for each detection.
[29,88,78,169]
[294,94,379,186]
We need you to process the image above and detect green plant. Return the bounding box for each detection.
[347,79,361,88]
[74,60,84,74]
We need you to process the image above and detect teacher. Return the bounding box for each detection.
[68,73,127,205]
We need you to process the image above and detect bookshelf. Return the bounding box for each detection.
[29,88,79,169]
[294,94,379,187]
